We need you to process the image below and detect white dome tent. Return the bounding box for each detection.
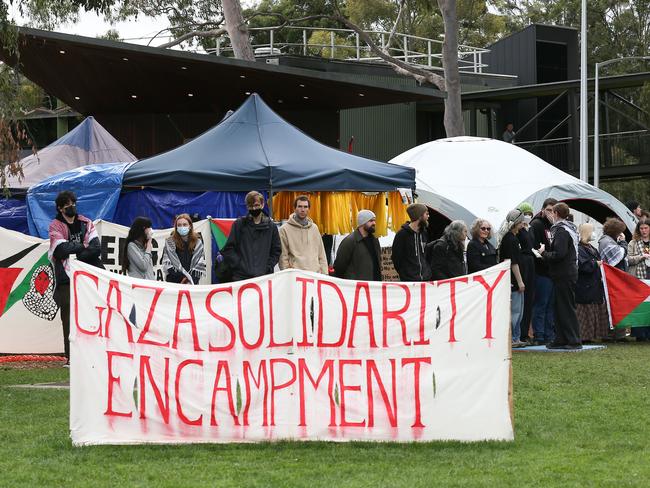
[389,136,637,235]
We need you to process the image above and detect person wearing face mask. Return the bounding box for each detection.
[48,190,104,366]
[497,209,527,348]
[221,191,281,281]
[161,213,206,284]
[391,203,432,281]
[516,202,537,344]
[334,210,382,281]
[529,198,558,345]
[576,223,609,343]
[541,202,581,350]
[427,220,468,280]
[122,216,155,280]
[466,218,497,273]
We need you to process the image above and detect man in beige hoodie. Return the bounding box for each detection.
[279,195,329,274]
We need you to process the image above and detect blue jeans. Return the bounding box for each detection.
[511,290,524,343]
[532,275,555,342]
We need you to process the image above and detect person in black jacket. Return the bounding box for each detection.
[391,203,432,281]
[48,190,104,365]
[427,220,467,280]
[516,202,537,343]
[529,197,558,345]
[221,191,281,281]
[466,218,497,273]
[541,202,581,350]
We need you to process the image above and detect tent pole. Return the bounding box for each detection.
[268,189,274,220]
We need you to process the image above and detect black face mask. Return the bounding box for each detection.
[249,208,263,218]
[63,205,77,218]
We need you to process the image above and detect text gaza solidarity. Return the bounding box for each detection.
[72,270,507,351]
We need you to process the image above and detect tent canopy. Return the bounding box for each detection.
[390,136,637,233]
[27,163,131,238]
[123,93,415,192]
[8,116,136,188]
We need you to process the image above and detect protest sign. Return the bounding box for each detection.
[94,220,212,284]
[0,226,61,353]
[70,259,514,444]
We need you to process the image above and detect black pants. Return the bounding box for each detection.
[54,283,71,359]
[553,279,581,345]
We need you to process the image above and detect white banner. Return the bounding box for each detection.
[94,219,212,284]
[0,220,212,353]
[0,226,62,353]
[70,259,514,445]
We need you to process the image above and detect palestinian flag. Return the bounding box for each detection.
[602,263,650,328]
[210,218,235,249]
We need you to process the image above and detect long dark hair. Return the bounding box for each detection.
[121,216,152,274]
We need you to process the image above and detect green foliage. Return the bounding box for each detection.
[1,345,650,487]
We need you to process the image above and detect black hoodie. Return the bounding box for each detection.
[391,223,432,281]
[529,213,553,277]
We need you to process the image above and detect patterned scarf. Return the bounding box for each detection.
[48,214,98,278]
[161,236,206,284]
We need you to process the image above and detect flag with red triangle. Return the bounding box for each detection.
[0,226,62,353]
[209,218,235,249]
[602,263,650,328]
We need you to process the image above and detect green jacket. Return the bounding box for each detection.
[333,229,382,281]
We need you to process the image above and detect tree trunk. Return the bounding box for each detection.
[437,0,465,137]
[222,0,255,61]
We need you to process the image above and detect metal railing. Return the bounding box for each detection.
[515,130,650,172]
[206,25,490,73]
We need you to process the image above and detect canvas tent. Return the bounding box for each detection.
[390,136,637,233]
[2,117,136,236]
[123,93,415,193]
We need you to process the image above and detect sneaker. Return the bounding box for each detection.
[63,360,70,368]
[563,344,583,350]
[532,339,546,346]
[546,342,567,350]
[512,341,527,349]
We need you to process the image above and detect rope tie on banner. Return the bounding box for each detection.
[0,355,66,363]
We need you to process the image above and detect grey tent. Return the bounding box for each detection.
[123,93,415,192]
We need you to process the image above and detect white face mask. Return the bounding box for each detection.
[146,229,154,240]
[523,215,532,224]
[591,232,596,241]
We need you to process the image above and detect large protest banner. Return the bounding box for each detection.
[70,259,514,444]
[94,219,212,284]
[0,226,61,353]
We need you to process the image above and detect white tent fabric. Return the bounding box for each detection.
[7,116,136,188]
[390,136,637,232]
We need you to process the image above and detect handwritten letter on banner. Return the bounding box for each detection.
[70,259,514,445]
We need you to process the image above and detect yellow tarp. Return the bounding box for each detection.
[271,191,409,236]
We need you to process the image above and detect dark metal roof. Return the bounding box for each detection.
[462,72,650,101]
[1,28,443,115]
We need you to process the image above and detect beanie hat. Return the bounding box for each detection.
[406,203,428,221]
[518,202,534,215]
[357,209,376,228]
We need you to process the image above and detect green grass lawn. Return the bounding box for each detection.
[2,344,649,487]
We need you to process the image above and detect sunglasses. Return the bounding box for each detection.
[480,227,491,231]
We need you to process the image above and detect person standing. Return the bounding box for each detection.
[517,202,536,343]
[162,213,206,284]
[529,198,558,345]
[222,191,281,281]
[503,123,516,143]
[427,220,468,280]
[391,203,432,281]
[466,218,497,273]
[626,201,643,219]
[497,209,527,348]
[333,210,381,281]
[48,190,104,366]
[279,195,328,274]
[542,202,581,350]
[627,219,650,341]
[598,218,628,272]
[122,216,155,280]
[576,223,609,343]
